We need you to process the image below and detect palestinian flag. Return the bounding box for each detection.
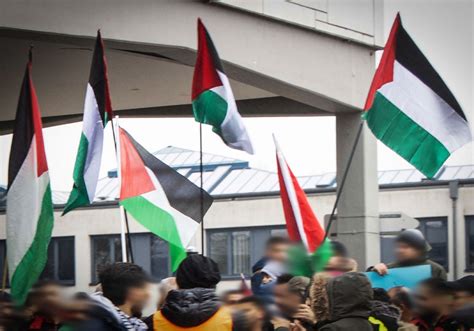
[364,14,472,178]
[274,137,325,253]
[118,127,213,270]
[7,50,54,304]
[192,18,254,154]
[63,31,113,214]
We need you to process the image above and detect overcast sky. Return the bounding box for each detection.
[1,0,472,192]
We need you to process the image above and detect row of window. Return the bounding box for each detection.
[0,216,473,284]
[209,217,474,277]
[0,233,172,286]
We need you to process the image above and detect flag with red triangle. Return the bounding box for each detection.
[192,18,254,154]
[117,127,213,270]
[7,50,54,304]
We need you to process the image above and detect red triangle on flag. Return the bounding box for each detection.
[119,128,155,200]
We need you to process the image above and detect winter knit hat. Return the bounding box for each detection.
[176,254,221,289]
[396,229,431,252]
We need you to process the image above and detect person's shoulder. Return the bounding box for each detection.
[425,259,447,278]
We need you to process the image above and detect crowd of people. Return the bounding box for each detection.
[0,229,473,330]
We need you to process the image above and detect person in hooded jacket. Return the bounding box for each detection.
[309,272,373,331]
[151,254,246,331]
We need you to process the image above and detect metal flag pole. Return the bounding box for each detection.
[111,116,134,263]
[200,122,205,255]
[324,120,365,240]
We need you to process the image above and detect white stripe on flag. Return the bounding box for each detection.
[6,140,49,276]
[82,83,104,202]
[212,71,254,154]
[379,61,472,153]
[275,146,309,250]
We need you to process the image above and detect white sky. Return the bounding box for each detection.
[1,0,473,192]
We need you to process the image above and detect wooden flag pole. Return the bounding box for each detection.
[324,120,365,240]
[200,123,205,255]
[111,116,134,263]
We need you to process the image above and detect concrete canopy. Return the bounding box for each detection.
[0,1,377,133]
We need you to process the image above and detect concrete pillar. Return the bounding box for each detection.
[335,113,380,269]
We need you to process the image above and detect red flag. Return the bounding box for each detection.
[274,137,325,253]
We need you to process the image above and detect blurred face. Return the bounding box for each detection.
[233,302,265,329]
[453,290,474,310]
[34,284,64,315]
[395,242,422,263]
[266,243,289,262]
[223,293,246,306]
[274,283,302,317]
[127,283,151,313]
[414,285,452,316]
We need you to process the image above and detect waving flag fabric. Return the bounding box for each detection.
[364,14,472,178]
[192,18,254,154]
[118,127,213,270]
[63,31,113,214]
[274,137,325,253]
[7,51,54,304]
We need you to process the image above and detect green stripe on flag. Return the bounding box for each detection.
[365,92,450,178]
[192,90,228,136]
[63,134,90,215]
[120,196,187,271]
[11,184,54,304]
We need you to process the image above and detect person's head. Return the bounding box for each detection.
[99,262,151,313]
[175,254,221,289]
[330,241,348,258]
[273,274,308,318]
[261,260,285,285]
[232,296,268,331]
[395,229,430,263]
[372,288,391,303]
[324,256,358,276]
[25,280,64,316]
[414,278,453,317]
[221,290,246,306]
[265,237,290,262]
[446,275,474,310]
[390,287,415,322]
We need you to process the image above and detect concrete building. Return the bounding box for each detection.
[0,147,473,296]
[0,0,385,269]
[0,0,472,298]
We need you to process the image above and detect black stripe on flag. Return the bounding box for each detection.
[203,25,225,74]
[8,65,34,189]
[396,24,467,122]
[123,130,213,223]
[89,31,109,124]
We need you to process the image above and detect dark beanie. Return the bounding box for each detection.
[396,229,430,252]
[176,254,221,289]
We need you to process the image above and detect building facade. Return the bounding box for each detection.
[0,147,473,296]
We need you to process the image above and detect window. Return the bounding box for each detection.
[417,217,448,271]
[207,226,286,278]
[91,234,171,283]
[41,237,75,285]
[0,237,75,286]
[466,216,474,271]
